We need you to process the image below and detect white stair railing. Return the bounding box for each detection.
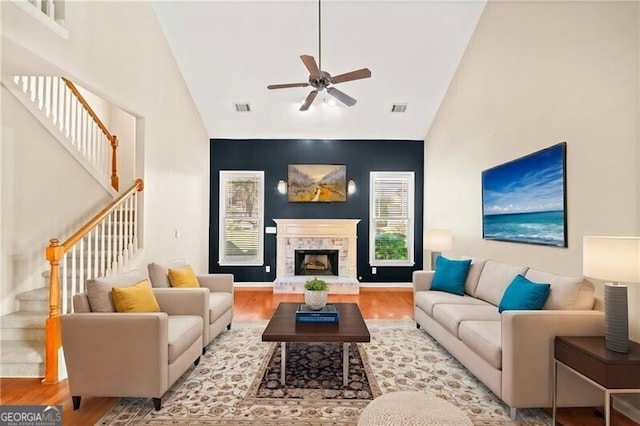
[44,179,143,384]
[12,75,119,191]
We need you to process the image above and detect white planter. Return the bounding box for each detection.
[304,290,328,310]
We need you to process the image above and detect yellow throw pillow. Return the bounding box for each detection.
[168,265,200,288]
[112,280,161,313]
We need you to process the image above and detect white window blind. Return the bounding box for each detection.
[369,171,415,266]
[219,171,264,266]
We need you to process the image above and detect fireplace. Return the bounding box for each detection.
[295,250,339,276]
[273,219,360,294]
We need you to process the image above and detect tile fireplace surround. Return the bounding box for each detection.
[273,219,360,294]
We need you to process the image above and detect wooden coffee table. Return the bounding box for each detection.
[262,302,370,386]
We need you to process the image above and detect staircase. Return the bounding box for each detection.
[0,289,48,377]
[0,213,137,377]
[1,74,142,379]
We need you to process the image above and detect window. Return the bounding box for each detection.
[219,171,264,266]
[369,171,415,266]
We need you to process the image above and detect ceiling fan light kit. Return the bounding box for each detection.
[267,1,371,111]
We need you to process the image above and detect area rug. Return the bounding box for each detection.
[250,341,380,400]
[96,320,551,425]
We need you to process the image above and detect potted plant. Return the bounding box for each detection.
[304,277,328,310]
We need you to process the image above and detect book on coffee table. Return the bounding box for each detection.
[296,304,340,323]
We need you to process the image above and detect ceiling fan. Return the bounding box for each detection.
[267,1,372,111]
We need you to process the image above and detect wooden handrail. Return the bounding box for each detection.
[61,179,143,252]
[43,178,143,384]
[61,77,114,142]
[62,77,119,191]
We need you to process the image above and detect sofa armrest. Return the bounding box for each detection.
[197,274,234,294]
[413,270,434,294]
[153,288,209,317]
[501,310,605,408]
[61,313,169,397]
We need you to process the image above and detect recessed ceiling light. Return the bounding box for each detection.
[234,103,251,112]
[391,103,407,113]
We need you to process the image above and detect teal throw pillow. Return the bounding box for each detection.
[431,256,472,296]
[498,274,551,313]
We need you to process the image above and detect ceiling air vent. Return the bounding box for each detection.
[391,103,407,113]
[234,103,251,112]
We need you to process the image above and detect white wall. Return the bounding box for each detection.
[1,87,112,313]
[425,0,639,334]
[1,0,210,296]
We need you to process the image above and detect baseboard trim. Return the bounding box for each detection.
[234,282,413,290]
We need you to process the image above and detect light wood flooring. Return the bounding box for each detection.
[0,288,636,425]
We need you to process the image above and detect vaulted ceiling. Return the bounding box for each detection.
[152,1,486,140]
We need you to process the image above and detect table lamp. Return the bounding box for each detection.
[583,236,640,353]
[425,229,453,270]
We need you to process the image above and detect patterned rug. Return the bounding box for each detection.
[96,320,551,425]
[250,342,380,400]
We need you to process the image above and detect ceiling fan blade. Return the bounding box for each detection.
[330,68,372,84]
[267,83,310,90]
[326,87,357,107]
[299,90,319,111]
[300,55,321,79]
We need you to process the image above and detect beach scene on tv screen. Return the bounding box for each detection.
[482,143,566,246]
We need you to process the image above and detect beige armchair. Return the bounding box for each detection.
[148,260,234,353]
[60,270,204,411]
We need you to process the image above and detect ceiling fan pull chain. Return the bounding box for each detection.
[318,0,322,71]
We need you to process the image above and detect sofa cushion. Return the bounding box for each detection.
[168,265,200,288]
[474,261,529,307]
[148,259,188,288]
[498,275,550,313]
[167,315,202,364]
[86,270,147,312]
[432,303,501,338]
[414,291,487,317]
[459,321,502,370]
[431,257,472,296]
[525,269,595,310]
[112,280,161,313]
[209,293,233,324]
[460,256,487,297]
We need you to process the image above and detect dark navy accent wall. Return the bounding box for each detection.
[209,139,424,282]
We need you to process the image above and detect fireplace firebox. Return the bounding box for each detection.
[294,249,339,276]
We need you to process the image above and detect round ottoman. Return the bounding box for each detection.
[358,391,473,426]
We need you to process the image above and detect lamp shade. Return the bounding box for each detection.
[425,229,453,252]
[583,236,640,283]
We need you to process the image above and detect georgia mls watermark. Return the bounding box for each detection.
[0,405,62,426]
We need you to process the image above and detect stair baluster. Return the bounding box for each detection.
[9,75,119,192]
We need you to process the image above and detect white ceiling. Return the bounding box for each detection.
[152,1,486,140]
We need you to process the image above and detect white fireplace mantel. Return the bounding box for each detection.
[273,219,360,280]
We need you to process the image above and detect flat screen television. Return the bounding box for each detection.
[481,142,567,247]
[288,164,347,202]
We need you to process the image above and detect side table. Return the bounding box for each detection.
[553,336,640,426]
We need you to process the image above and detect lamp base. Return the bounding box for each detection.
[430,252,441,271]
[604,283,629,354]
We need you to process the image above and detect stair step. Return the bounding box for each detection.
[0,340,44,377]
[0,311,47,329]
[15,288,74,313]
[17,288,50,313]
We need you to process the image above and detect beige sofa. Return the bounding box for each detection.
[61,270,204,410]
[148,260,234,353]
[413,257,605,418]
